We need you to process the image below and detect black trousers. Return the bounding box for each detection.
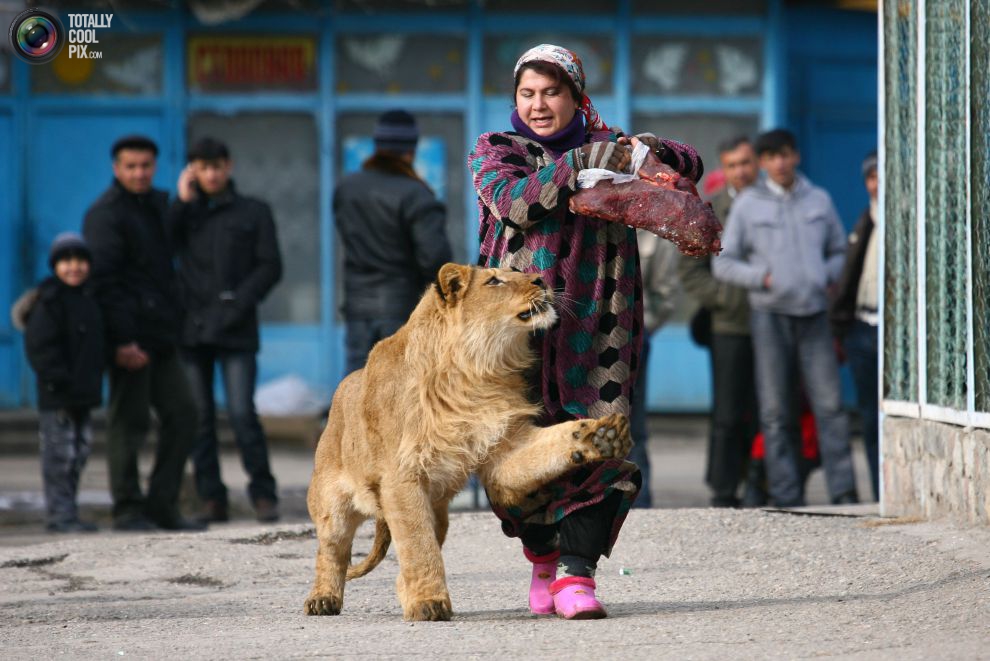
[520,491,624,561]
[705,333,758,501]
[106,348,197,522]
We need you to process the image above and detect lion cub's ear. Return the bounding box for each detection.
[434,263,473,306]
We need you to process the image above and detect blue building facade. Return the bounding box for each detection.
[0,0,877,410]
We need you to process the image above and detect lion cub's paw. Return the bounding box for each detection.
[404,598,453,622]
[569,414,632,463]
[304,594,342,616]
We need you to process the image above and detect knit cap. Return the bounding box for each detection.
[48,231,91,270]
[373,109,419,154]
[862,151,878,178]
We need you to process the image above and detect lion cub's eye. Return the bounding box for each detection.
[485,276,504,286]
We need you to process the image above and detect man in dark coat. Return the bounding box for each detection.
[333,109,453,373]
[828,151,880,500]
[677,135,760,507]
[82,135,203,532]
[170,137,283,524]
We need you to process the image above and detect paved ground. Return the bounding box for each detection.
[2,416,988,659]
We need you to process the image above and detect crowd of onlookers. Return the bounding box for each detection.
[13,112,880,537]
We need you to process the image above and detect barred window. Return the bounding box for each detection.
[973,0,990,411]
[883,0,918,403]
[923,0,968,410]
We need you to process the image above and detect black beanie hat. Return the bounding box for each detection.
[48,232,91,270]
[373,109,419,154]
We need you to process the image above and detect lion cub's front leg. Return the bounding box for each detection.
[565,414,633,466]
[483,414,633,506]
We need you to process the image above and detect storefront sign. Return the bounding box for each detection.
[188,35,317,91]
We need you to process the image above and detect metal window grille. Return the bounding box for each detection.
[883,0,919,403]
[923,0,968,410]
[973,0,990,411]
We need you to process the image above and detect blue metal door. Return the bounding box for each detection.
[0,111,20,406]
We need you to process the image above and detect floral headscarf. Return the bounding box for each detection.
[513,43,609,133]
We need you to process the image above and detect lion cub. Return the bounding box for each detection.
[304,264,632,621]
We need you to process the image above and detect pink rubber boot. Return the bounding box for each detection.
[524,548,559,615]
[549,576,607,620]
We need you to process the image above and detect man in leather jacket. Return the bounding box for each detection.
[170,137,283,524]
[82,135,203,532]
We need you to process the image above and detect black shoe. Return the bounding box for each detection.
[47,519,99,533]
[113,515,157,532]
[832,491,860,505]
[153,515,208,532]
[197,499,229,524]
[710,495,741,508]
[254,498,280,523]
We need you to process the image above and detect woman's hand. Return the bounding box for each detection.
[573,142,632,173]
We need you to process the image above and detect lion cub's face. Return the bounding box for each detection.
[434,263,557,332]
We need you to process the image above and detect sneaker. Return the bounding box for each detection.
[197,499,229,524]
[549,576,607,620]
[254,498,280,523]
[47,519,99,533]
[524,549,559,615]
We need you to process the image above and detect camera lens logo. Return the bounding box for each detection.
[8,9,65,65]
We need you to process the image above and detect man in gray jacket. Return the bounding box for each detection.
[713,129,858,507]
[334,109,453,373]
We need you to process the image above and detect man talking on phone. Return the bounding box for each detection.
[170,137,283,524]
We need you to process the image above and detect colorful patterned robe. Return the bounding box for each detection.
[469,128,643,552]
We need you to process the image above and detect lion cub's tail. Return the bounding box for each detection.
[346,518,391,580]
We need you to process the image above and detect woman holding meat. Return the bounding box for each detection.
[469,44,703,619]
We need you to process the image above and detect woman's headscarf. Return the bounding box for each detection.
[513,43,609,133]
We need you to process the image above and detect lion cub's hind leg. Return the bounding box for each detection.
[304,486,365,616]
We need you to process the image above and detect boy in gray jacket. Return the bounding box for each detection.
[713,129,858,507]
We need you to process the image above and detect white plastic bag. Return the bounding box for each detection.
[576,141,650,189]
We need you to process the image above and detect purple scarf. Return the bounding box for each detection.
[510,110,586,156]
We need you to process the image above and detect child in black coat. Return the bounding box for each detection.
[17,232,104,532]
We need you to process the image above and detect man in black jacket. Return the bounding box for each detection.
[829,151,879,501]
[82,135,203,532]
[171,137,283,524]
[334,109,453,373]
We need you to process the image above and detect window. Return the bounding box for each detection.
[336,34,466,93]
[973,0,990,411]
[31,34,163,95]
[883,0,918,403]
[188,113,321,324]
[632,36,763,97]
[923,0,967,409]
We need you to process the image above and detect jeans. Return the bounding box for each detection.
[706,333,758,504]
[182,347,277,506]
[845,320,879,500]
[39,408,92,525]
[107,349,197,523]
[749,310,856,506]
[345,317,408,374]
[629,335,653,508]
